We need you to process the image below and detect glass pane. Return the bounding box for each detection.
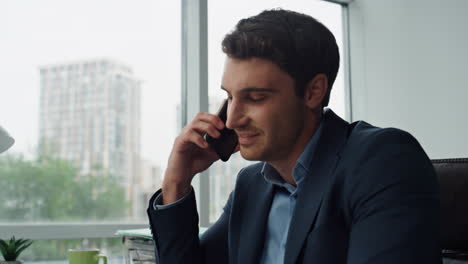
[207,1,344,222]
[0,0,181,223]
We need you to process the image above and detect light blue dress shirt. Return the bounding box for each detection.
[259,123,323,264]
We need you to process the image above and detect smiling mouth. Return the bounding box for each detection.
[237,133,259,145]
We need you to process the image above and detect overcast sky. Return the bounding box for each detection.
[0,0,343,170]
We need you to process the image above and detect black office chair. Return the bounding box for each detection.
[432,158,468,263]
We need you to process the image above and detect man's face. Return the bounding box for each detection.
[221,57,309,162]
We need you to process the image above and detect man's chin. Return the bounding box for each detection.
[239,146,264,161]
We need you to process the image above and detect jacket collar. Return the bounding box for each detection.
[284,108,350,264]
[233,170,274,264]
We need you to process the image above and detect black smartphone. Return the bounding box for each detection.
[205,99,238,162]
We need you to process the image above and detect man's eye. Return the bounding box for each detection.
[249,96,266,102]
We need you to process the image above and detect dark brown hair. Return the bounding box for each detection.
[222,9,340,107]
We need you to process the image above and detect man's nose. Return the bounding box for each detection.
[225,99,247,129]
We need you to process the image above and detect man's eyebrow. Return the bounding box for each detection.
[220,86,278,93]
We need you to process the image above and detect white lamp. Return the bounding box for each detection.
[0,126,15,153]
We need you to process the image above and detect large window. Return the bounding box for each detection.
[0,0,180,262]
[207,0,345,222]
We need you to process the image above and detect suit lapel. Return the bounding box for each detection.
[284,109,349,264]
[235,171,274,264]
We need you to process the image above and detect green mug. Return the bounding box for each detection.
[68,249,107,264]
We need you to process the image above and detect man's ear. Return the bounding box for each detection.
[304,73,328,110]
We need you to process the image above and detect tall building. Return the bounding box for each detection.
[38,58,142,219]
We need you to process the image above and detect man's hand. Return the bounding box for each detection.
[162,112,225,205]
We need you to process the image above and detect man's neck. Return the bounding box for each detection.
[268,115,322,186]
[269,159,299,187]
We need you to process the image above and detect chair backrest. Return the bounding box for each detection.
[432,158,468,260]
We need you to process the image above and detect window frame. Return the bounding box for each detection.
[0,222,147,240]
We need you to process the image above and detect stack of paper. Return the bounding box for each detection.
[116,227,208,264]
[116,228,155,264]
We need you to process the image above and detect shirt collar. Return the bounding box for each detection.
[295,121,323,175]
[262,162,293,191]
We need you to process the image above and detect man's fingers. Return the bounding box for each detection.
[177,112,226,151]
[191,119,221,139]
[195,112,225,130]
[186,130,209,149]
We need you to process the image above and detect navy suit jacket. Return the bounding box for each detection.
[147,109,441,264]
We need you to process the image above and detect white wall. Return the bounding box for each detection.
[347,0,468,158]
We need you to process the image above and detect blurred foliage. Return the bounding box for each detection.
[0,154,129,221]
[0,154,130,261]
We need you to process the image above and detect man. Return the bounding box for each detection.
[147,9,441,264]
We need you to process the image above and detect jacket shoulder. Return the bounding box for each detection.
[341,120,436,198]
[347,121,423,154]
[341,120,435,198]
